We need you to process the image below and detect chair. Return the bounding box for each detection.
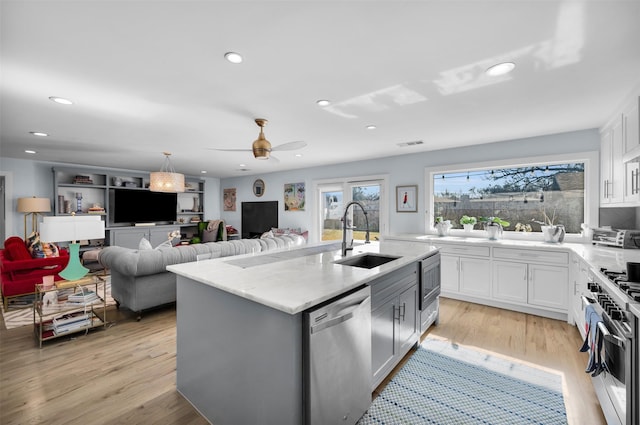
[0,236,69,310]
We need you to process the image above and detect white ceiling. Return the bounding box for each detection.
[2,1,640,178]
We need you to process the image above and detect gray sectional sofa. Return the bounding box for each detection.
[98,234,306,319]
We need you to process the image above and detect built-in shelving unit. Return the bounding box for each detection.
[52,167,206,248]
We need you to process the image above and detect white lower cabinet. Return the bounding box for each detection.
[570,255,590,334]
[492,261,528,303]
[527,263,569,310]
[437,244,491,298]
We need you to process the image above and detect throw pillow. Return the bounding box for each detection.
[138,237,153,250]
[26,232,59,258]
[260,230,274,239]
[3,236,32,261]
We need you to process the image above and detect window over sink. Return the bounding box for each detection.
[425,151,598,239]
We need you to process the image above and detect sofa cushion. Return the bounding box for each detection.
[4,237,31,261]
[138,237,153,250]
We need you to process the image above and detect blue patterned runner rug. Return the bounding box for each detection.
[358,337,567,425]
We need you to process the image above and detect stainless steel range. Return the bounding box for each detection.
[585,267,639,425]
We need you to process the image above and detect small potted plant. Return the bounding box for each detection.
[459,215,477,232]
[531,209,565,243]
[434,216,452,236]
[479,216,510,240]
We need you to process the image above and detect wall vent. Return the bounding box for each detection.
[397,140,424,147]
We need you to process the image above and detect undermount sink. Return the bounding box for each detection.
[334,253,400,269]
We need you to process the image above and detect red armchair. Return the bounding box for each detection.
[0,236,69,310]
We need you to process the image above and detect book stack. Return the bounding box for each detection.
[67,290,100,305]
[73,175,93,184]
[52,312,91,335]
[88,205,105,214]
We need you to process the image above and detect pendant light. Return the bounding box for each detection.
[252,119,271,160]
[149,152,185,192]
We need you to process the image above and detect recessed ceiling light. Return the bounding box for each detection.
[486,62,515,77]
[30,131,48,137]
[49,96,73,105]
[200,170,207,174]
[366,125,377,130]
[224,52,243,64]
[239,163,246,167]
[294,153,303,158]
[316,100,330,107]
[25,150,37,154]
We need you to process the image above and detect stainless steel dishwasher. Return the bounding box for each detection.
[303,285,372,425]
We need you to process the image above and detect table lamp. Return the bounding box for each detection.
[39,215,105,281]
[17,196,51,240]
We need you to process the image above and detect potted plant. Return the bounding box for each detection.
[459,215,477,232]
[434,216,452,236]
[531,209,565,243]
[479,216,510,240]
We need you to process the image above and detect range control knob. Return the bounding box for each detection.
[588,282,600,292]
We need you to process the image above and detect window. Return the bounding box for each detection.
[425,152,598,238]
[313,176,388,244]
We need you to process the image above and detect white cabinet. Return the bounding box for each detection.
[370,263,419,389]
[570,254,590,334]
[527,264,569,310]
[601,119,624,204]
[623,96,640,156]
[437,244,491,298]
[492,247,569,312]
[492,261,528,303]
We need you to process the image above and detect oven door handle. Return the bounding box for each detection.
[581,296,595,308]
[597,321,626,348]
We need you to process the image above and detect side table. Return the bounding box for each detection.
[33,275,108,348]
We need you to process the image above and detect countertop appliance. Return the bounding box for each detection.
[592,228,640,249]
[303,285,371,425]
[586,267,639,425]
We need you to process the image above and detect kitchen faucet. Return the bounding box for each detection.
[341,201,370,256]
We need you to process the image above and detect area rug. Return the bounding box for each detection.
[358,337,567,425]
[2,275,115,330]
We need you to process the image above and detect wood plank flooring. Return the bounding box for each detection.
[0,298,605,424]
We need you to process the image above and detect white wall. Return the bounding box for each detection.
[220,129,601,239]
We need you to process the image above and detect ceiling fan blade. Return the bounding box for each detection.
[207,148,252,152]
[268,154,280,163]
[271,141,307,151]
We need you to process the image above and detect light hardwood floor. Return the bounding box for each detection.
[0,298,605,425]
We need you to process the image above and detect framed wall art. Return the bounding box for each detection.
[396,185,417,212]
[284,182,305,211]
[223,188,236,211]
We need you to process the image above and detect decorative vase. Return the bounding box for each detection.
[463,224,474,232]
[486,224,502,240]
[192,197,199,212]
[541,225,565,243]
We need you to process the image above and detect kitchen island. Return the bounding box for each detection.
[167,240,438,425]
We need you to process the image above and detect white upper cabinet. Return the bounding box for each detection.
[622,96,640,159]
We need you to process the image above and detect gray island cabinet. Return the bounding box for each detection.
[167,241,438,425]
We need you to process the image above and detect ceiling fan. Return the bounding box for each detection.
[210,118,306,161]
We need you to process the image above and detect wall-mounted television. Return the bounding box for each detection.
[241,201,278,238]
[109,189,177,226]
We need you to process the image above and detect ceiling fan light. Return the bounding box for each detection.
[149,152,185,192]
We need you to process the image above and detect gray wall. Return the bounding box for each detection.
[0,159,220,239]
[1,129,601,242]
[219,129,601,238]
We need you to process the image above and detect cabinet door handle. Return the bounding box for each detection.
[393,306,401,323]
[636,169,639,194]
[399,303,406,321]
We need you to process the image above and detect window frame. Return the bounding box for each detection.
[311,174,389,244]
[424,151,598,243]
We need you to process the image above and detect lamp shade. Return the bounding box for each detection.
[17,197,51,213]
[40,215,105,243]
[149,152,185,192]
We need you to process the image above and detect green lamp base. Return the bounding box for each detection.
[59,243,90,281]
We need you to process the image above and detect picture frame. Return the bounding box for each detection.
[253,179,265,197]
[284,182,305,211]
[223,188,236,211]
[396,185,417,212]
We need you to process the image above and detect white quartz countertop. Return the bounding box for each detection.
[167,240,438,315]
[385,232,640,274]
